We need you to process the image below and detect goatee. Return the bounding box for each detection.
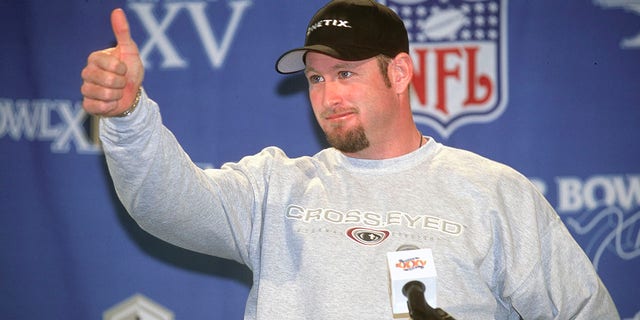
[325,125,370,153]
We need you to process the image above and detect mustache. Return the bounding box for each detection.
[321,107,359,119]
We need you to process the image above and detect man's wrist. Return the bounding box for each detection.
[116,87,142,117]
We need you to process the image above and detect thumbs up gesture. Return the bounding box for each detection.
[81,9,144,117]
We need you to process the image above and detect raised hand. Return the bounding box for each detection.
[81,8,144,117]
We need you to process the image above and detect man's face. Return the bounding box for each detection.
[304,52,396,154]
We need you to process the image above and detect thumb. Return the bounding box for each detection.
[107,8,144,113]
[111,8,134,48]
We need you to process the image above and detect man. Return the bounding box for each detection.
[81,0,619,319]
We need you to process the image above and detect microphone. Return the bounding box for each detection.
[387,247,455,319]
[402,281,456,320]
[386,247,437,315]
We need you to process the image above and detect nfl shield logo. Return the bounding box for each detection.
[382,0,508,138]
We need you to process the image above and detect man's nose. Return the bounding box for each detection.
[322,80,343,108]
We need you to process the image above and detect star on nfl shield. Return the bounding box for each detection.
[382,0,508,138]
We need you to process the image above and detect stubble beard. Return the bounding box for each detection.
[324,124,370,153]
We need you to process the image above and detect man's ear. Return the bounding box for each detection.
[389,53,414,94]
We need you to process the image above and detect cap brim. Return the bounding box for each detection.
[275,49,306,74]
[275,45,343,74]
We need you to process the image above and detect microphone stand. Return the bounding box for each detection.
[402,281,456,320]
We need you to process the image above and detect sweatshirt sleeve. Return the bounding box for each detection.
[501,175,620,319]
[99,88,254,265]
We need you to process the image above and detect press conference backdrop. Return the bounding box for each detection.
[1,0,638,318]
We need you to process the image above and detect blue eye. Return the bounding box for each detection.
[308,74,324,84]
[338,71,353,79]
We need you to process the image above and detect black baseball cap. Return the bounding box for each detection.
[275,0,409,74]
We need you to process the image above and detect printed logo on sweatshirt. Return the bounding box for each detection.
[346,227,390,246]
[285,204,464,237]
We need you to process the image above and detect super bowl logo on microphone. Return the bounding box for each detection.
[382,0,508,138]
[395,257,428,271]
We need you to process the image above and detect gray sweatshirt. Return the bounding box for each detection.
[101,89,619,319]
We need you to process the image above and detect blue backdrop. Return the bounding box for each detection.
[1,0,638,318]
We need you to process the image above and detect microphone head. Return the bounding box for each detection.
[402,280,426,297]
